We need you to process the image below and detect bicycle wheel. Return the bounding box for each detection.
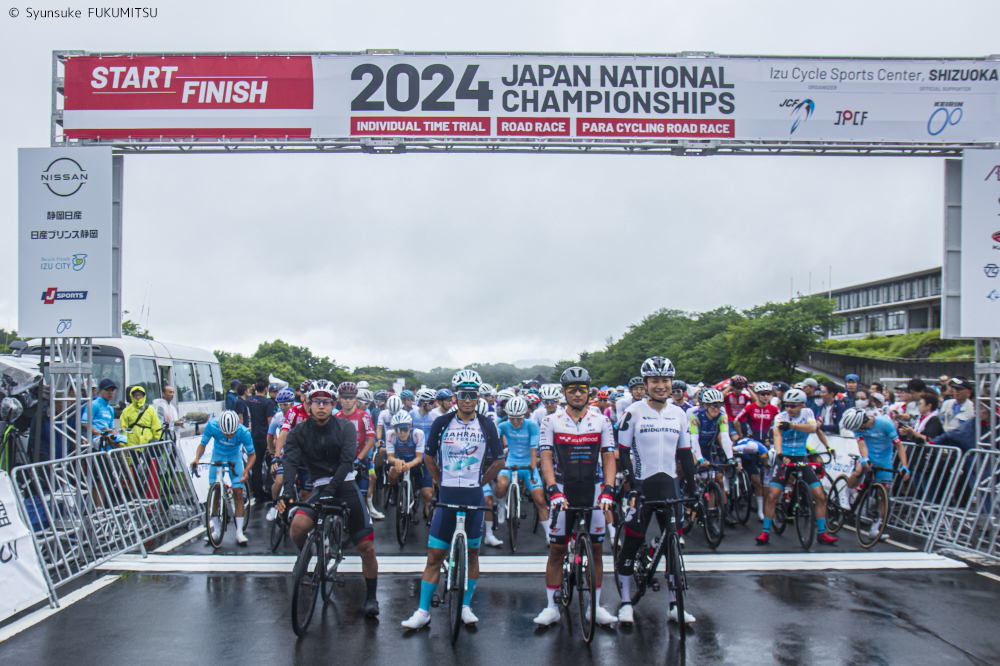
[291,535,321,636]
[667,532,687,643]
[532,493,540,534]
[856,483,890,548]
[576,535,596,643]
[559,553,574,609]
[269,510,285,552]
[449,534,466,645]
[612,518,627,597]
[773,498,787,535]
[794,478,816,550]
[322,516,344,603]
[206,483,225,549]
[826,476,848,534]
[508,490,520,553]
[396,478,410,547]
[702,481,725,549]
[734,470,752,525]
[242,486,252,527]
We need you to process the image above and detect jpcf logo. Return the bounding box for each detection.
[790,99,815,135]
[41,288,88,304]
[40,158,88,197]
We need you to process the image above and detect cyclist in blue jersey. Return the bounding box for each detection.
[386,410,434,517]
[492,397,549,533]
[732,437,772,521]
[688,388,736,525]
[757,388,837,545]
[411,388,437,437]
[190,410,256,545]
[840,408,910,488]
[401,369,505,631]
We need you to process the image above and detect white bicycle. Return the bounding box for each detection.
[431,502,489,645]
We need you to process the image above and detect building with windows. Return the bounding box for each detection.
[829,267,942,339]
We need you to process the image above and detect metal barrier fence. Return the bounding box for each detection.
[12,439,201,603]
[888,442,964,539]
[926,447,1000,560]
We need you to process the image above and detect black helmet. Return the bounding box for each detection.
[672,380,688,392]
[559,366,591,387]
[627,376,643,389]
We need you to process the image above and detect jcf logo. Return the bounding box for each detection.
[835,110,868,126]
[789,99,814,134]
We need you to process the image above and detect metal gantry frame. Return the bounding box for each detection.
[44,337,93,462]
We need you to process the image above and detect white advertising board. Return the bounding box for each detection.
[960,149,1000,338]
[0,471,50,621]
[18,147,115,338]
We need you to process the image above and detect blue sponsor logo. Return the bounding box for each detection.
[72,254,86,271]
[790,99,815,134]
[41,288,88,304]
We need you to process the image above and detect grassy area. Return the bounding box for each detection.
[818,330,974,360]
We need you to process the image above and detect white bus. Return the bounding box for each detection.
[21,335,224,434]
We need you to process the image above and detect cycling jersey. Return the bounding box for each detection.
[201,418,254,459]
[617,400,690,481]
[774,407,817,457]
[732,438,768,458]
[334,407,374,457]
[376,409,393,439]
[267,410,285,438]
[539,408,614,493]
[426,412,504,488]
[532,405,553,427]
[853,415,900,479]
[410,407,436,442]
[688,408,733,460]
[497,418,539,467]
[615,394,634,417]
[280,416,358,498]
[724,389,751,424]
[386,428,426,462]
[280,403,309,432]
[736,402,780,441]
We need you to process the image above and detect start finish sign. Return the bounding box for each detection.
[60,54,1000,143]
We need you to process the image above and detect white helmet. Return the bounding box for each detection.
[497,388,516,403]
[479,383,496,397]
[309,379,337,399]
[357,381,370,389]
[386,395,403,415]
[540,384,562,401]
[452,369,483,390]
[218,410,240,437]
[476,398,490,416]
[357,388,374,405]
[783,388,807,404]
[391,410,413,428]
[416,388,437,403]
[840,407,867,432]
[505,396,529,417]
[640,356,675,377]
[754,381,773,393]
[700,388,724,405]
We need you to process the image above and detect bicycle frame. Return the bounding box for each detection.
[436,503,490,598]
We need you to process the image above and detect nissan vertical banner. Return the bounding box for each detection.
[18,147,114,338]
[961,149,1000,338]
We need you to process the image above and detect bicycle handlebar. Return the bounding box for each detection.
[433,503,492,512]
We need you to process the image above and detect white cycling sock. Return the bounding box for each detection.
[546,586,557,610]
[620,575,633,604]
[756,496,763,511]
[235,517,244,534]
[595,586,602,606]
[541,518,551,534]
[485,520,494,536]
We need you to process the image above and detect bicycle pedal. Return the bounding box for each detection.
[650,580,661,592]
[431,594,441,608]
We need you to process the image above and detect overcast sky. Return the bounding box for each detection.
[2,1,998,371]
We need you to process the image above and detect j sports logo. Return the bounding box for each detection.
[789,99,815,134]
[41,288,88,304]
[40,158,88,197]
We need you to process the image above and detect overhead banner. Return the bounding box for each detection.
[60,54,1000,143]
[18,147,115,338]
[961,149,1000,338]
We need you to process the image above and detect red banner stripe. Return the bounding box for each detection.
[63,128,312,139]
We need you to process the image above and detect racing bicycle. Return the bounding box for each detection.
[430,502,490,645]
[551,504,602,643]
[286,498,350,636]
[394,465,421,547]
[503,465,539,553]
[771,451,832,550]
[826,454,895,548]
[193,460,246,549]
[683,464,727,549]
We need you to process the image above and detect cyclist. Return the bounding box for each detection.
[401,369,504,631]
[771,381,790,408]
[722,375,751,426]
[357,388,374,413]
[357,380,370,390]
[412,388,438,440]
[190,410,255,545]
[616,377,645,416]
[371,389,389,430]
[401,389,416,414]
[534,366,618,628]
[732,437,771,521]
[496,388,516,421]
[689,388,736,525]
[493,396,549,534]
[616,356,697,625]
[533,384,562,426]
[735,382,779,443]
[594,390,611,418]
[386,410,434,519]
[275,382,380,618]
[334,381,381,520]
[266,388,298,521]
[480,384,497,411]
[756,388,837,546]
[429,388,454,419]
[670,380,692,412]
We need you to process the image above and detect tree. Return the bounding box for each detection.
[121,310,152,339]
[0,328,27,355]
[727,296,838,379]
[214,339,350,388]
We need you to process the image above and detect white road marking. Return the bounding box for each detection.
[840,525,918,551]
[153,526,205,553]
[98,551,966,574]
[977,571,1000,584]
[0,575,119,644]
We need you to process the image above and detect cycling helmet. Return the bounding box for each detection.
[526,393,541,406]
[416,388,436,403]
[476,398,490,416]
[627,376,643,389]
[218,410,240,437]
[783,388,807,404]
[840,407,867,432]
[308,379,337,399]
[731,375,748,389]
[275,388,295,403]
[452,369,483,391]
[299,379,314,394]
[391,410,413,428]
[1,397,23,423]
[540,384,562,401]
[386,395,403,415]
[400,389,414,400]
[597,390,609,400]
[559,366,591,387]
[374,389,389,401]
[338,381,358,397]
[527,379,541,389]
[640,356,675,377]
[357,388,374,405]
[357,381,370,390]
[700,388,724,405]
[435,388,454,400]
[753,381,773,393]
[478,383,496,397]
[672,380,688,392]
[496,388,515,403]
[505,396,529,417]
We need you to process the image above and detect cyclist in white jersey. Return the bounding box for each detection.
[533,384,562,426]
[615,357,698,625]
[615,377,645,417]
[411,388,438,440]
[427,388,454,419]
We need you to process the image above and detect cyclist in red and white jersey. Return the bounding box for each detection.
[722,375,751,424]
[334,381,381,520]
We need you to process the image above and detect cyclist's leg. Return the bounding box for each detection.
[762,460,789,534]
[544,500,571,613]
[527,469,550,527]
[482,482,501,545]
[494,469,511,499]
[464,487,486,608]
[413,465,434,514]
[338,480,378,608]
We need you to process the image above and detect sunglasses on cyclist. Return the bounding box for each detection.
[783,402,802,409]
[704,402,722,408]
[278,401,293,408]
[394,425,411,432]
[456,390,479,402]
[564,384,589,395]
[311,398,334,407]
[544,399,557,405]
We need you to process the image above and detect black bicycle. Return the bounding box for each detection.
[612,495,699,644]
[826,455,895,548]
[771,451,832,551]
[551,504,602,643]
[503,465,538,552]
[725,463,753,525]
[682,464,726,549]
[286,498,350,636]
